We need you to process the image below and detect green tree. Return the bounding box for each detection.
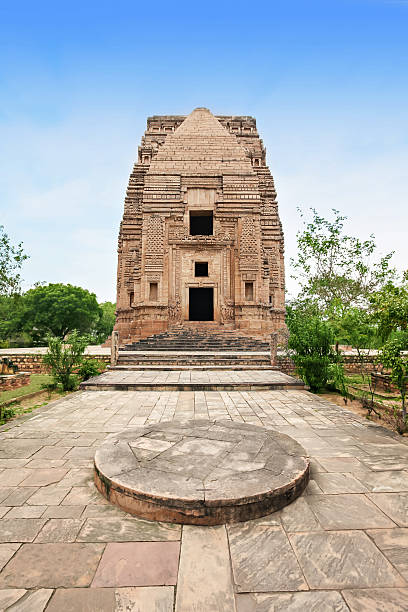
[370,277,408,341]
[91,301,116,343]
[20,283,101,342]
[291,208,395,313]
[331,307,378,349]
[380,338,408,434]
[0,225,28,296]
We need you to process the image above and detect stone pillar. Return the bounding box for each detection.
[111,331,119,367]
[270,332,278,366]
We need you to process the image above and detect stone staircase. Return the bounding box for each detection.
[121,326,269,352]
[115,326,272,369]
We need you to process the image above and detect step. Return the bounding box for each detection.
[110,365,279,371]
[80,369,304,392]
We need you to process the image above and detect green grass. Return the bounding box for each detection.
[0,373,53,404]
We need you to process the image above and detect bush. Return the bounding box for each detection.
[43,331,88,391]
[76,359,104,381]
[0,403,16,424]
[288,311,336,392]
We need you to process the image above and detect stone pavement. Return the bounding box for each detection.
[0,386,408,610]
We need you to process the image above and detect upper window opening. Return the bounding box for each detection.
[195,262,208,277]
[149,282,158,301]
[245,282,254,301]
[189,211,213,236]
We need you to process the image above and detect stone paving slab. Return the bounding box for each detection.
[92,541,180,587]
[236,591,349,611]
[0,386,408,610]
[0,542,104,588]
[175,525,235,612]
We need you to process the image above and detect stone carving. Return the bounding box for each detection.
[221,299,235,322]
[168,297,181,321]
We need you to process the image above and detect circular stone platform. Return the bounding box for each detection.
[94,420,310,525]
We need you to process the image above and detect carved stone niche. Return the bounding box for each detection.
[168,297,181,321]
[221,299,235,322]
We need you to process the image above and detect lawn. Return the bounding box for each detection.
[0,373,53,404]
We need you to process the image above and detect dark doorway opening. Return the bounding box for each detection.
[195,262,208,277]
[190,211,213,235]
[189,288,214,321]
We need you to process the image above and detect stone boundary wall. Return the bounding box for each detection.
[276,354,378,376]
[0,373,31,392]
[0,351,378,376]
[0,354,110,375]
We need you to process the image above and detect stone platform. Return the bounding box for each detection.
[81,369,304,391]
[94,420,310,525]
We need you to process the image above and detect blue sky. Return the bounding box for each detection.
[1,0,407,301]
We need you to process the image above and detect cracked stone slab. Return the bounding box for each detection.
[235,591,349,611]
[306,494,395,530]
[228,524,307,592]
[92,541,180,587]
[0,542,104,588]
[0,543,20,571]
[367,492,408,526]
[366,529,408,581]
[289,530,405,589]
[175,526,235,612]
[76,516,181,542]
[116,587,174,612]
[94,420,309,524]
[46,588,116,611]
[353,470,408,493]
[6,588,53,611]
[0,518,47,542]
[341,588,408,611]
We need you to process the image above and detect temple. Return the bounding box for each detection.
[114,108,285,342]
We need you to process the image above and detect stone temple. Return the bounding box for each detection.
[114,108,285,343]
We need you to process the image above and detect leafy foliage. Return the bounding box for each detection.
[379,338,408,433]
[0,225,29,296]
[43,331,88,391]
[91,301,116,343]
[291,208,395,312]
[370,279,408,341]
[287,309,337,392]
[76,359,104,381]
[330,307,378,350]
[20,283,101,341]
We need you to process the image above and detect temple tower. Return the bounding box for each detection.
[114,108,285,342]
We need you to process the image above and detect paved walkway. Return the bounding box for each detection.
[0,387,408,610]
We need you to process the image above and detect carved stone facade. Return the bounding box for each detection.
[114,108,285,342]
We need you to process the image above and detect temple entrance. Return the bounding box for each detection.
[189,288,214,321]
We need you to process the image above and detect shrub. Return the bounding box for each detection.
[76,359,104,381]
[0,403,16,424]
[288,312,336,392]
[43,331,88,392]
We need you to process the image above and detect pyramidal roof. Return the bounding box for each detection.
[148,107,255,176]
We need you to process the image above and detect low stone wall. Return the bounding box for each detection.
[0,354,110,374]
[276,354,295,375]
[371,371,403,394]
[276,353,378,376]
[342,356,377,374]
[0,373,31,392]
